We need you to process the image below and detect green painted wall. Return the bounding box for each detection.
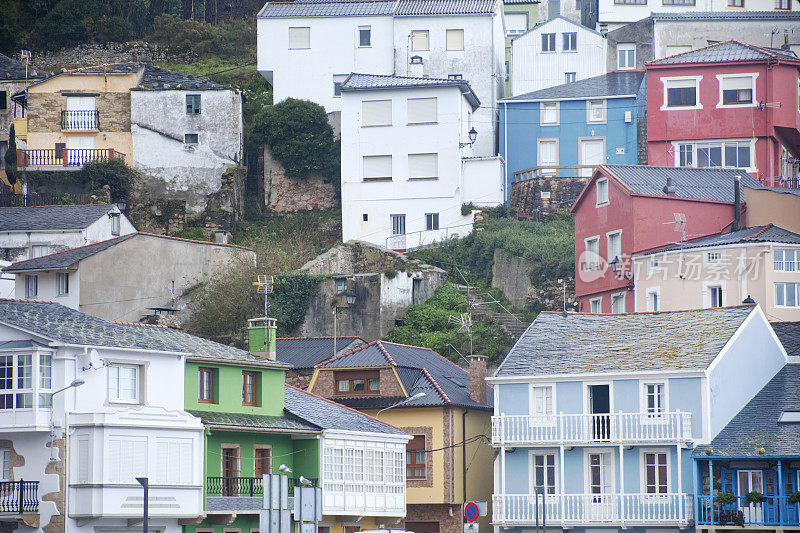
[185,513,259,533]
[204,430,299,479]
[504,2,540,95]
[292,438,321,481]
[185,362,286,416]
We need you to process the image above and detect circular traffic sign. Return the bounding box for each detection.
[464,502,479,522]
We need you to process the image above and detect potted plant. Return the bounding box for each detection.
[718,491,738,525]
[746,491,766,504]
[719,491,737,505]
[789,491,800,505]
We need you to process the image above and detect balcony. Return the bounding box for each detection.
[16,148,125,170]
[205,476,317,512]
[492,411,693,446]
[493,493,693,527]
[698,495,800,528]
[0,480,39,515]
[60,110,99,131]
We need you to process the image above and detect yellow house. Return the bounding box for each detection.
[308,341,494,533]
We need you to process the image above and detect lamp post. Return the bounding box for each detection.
[49,378,85,461]
[376,392,427,418]
[333,289,358,358]
[136,477,148,533]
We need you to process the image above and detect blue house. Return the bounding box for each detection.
[693,322,800,531]
[499,71,645,202]
[489,305,788,532]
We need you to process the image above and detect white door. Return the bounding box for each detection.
[580,139,605,177]
[738,470,764,523]
[65,96,97,130]
[538,140,558,175]
[589,452,615,521]
[66,136,95,165]
[389,214,406,250]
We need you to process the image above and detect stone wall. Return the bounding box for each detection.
[32,42,197,71]
[491,248,577,310]
[403,504,462,533]
[264,145,338,213]
[510,176,589,219]
[637,118,648,165]
[28,92,131,133]
[311,367,406,398]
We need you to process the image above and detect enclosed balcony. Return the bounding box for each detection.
[0,480,39,515]
[60,110,99,132]
[493,493,693,527]
[16,149,125,171]
[492,411,693,446]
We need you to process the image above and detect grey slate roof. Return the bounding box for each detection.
[642,224,800,255]
[694,364,800,457]
[4,235,134,272]
[649,40,798,65]
[394,0,496,15]
[495,306,755,377]
[187,409,320,432]
[0,53,46,80]
[259,0,496,17]
[284,385,408,435]
[135,64,230,91]
[0,204,116,232]
[341,73,481,109]
[652,10,800,21]
[277,336,363,370]
[502,71,644,102]
[772,322,800,357]
[748,186,800,197]
[316,340,493,410]
[602,165,762,203]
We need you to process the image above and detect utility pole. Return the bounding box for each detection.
[136,477,149,533]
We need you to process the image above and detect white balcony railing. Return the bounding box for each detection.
[493,493,693,526]
[492,411,692,446]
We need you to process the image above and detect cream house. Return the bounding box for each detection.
[633,224,800,321]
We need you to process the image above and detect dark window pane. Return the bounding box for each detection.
[709,146,722,167]
[738,145,750,167]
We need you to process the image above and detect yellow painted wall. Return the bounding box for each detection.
[25,132,133,164]
[461,408,494,533]
[323,515,386,533]
[744,187,800,234]
[27,72,141,94]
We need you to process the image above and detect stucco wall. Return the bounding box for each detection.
[744,187,800,233]
[605,17,653,70]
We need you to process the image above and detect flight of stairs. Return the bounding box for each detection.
[454,285,531,340]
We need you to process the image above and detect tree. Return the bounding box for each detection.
[4,125,17,186]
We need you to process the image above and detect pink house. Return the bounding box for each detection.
[646,41,800,188]
[571,164,761,313]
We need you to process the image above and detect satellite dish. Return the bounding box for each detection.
[89,349,101,369]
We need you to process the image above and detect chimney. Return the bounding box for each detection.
[248,317,277,360]
[214,230,229,244]
[732,176,741,232]
[409,55,424,77]
[467,354,487,405]
[662,176,676,196]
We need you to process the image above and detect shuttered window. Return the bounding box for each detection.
[288,27,310,49]
[408,153,438,179]
[446,29,464,51]
[407,97,437,124]
[721,76,753,105]
[362,100,392,126]
[155,438,193,485]
[540,102,558,125]
[77,437,89,483]
[363,155,392,180]
[411,30,429,51]
[106,437,147,483]
[505,13,528,35]
[537,140,558,167]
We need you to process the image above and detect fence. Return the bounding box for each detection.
[0,480,39,514]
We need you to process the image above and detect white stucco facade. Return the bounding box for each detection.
[598,2,799,31]
[340,82,504,249]
[511,16,607,95]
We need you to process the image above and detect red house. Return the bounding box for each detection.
[571,164,761,313]
[646,41,800,188]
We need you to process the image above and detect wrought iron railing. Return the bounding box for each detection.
[60,110,99,131]
[206,476,318,498]
[0,480,39,514]
[17,148,124,168]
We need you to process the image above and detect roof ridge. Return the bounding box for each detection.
[0,297,58,304]
[278,336,359,340]
[111,321,169,328]
[0,203,112,210]
[421,367,452,403]
[285,384,404,431]
[379,340,470,374]
[743,223,774,240]
[6,234,132,268]
[315,339,379,367]
[137,231,254,251]
[375,341,397,365]
[539,304,756,316]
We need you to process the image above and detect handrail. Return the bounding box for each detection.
[206,476,318,498]
[697,494,798,526]
[17,148,124,168]
[60,110,99,131]
[513,165,597,183]
[384,222,476,251]
[0,480,39,514]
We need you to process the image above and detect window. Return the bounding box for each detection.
[611,292,626,314]
[728,0,743,6]
[15,355,32,408]
[243,371,258,406]
[288,27,311,49]
[614,0,646,4]
[363,155,392,180]
[57,273,69,296]
[663,0,695,4]
[776,282,799,308]
[362,99,392,126]
[0,91,6,111]
[587,100,606,123]
[0,356,11,409]
[505,13,528,35]
[644,383,665,416]
[644,452,668,494]
[646,288,660,312]
[333,75,348,97]
[775,249,798,271]
[541,33,556,52]
[777,0,790,8]
[540,102,559,125]
[0,449,10,480]
[448,74,463,80]
[532,386,553,415]
[391,214,406,236]
[108,364,139,402]
[531,453,557,494]
[39,353,52,408]
[678,140,751,169]
[679,144,693,166]
[607,231,621,263]
[25,275,37,298]
[184,133,199,145]
[596,178,609,206]
[335,371,380,394]
[0,353,45,410]
[565,72,576,84]
[720,75,754,106]
[154,438,193,485]
[411,30,429,51]
[706,251,723,264]
[335,278,347,294]
[426,213,440,231]
[664,78,699,108]
[584,237,600,271]
[707,284,724,308]
[563,32,577,51]
[254,447,272,477]
[407,97,437,124]
[31,245,50,258]
[186,94,201,114]
[446,29,464,51]
[54,142,66,160]
[362,213,368,222]
[110,212,120,236]
[359,26,371,47]
[106,437,146,484]
[408,153,438,179]
[406,435,426,479]
[590,298,602,313]
[198,367,214,403]
[537,139,558,171]
[618,43,636,70]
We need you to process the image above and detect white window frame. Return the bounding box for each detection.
[31,245,50,258]
[640,449,671,496]
[584,236,601,271]
[529,384,555,416]
[660,76,703,111]
[610,292,626,314]
[562,32,577,52]
[541,33,556,53]
[333,74,348,98]
[411,30,430,51]
[529,450,559,495]
[641,381,668,418]
[587,100,607,124]
[595,177,609,206]
[0,449,9,481]
[358,25,371,48]
[702,281,726,308]
[110,213,121,236]
[774,249,799,272]
[704,250,724,265]
[446,29,464,51]
[617,43,636,70]
[504,12,529,35]
[107,363,140,404]
[670,138,755,172]
[645,287,660,312]
[58,272,69,296]
[775,282,800,308]
[288,27,311,50]
[583,448,616,494]
[606,230,622,264]
[565,72,576,84]
[25,275,38,298]
[716,73,758,109]
[589,297,602,314]
[540,102,560,125]
[537,138,559,173]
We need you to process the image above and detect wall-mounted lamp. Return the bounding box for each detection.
[459,127,478,148]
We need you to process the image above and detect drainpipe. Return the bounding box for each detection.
[462,409,467,504]
[503,102,509,202]
[732,176,741,233]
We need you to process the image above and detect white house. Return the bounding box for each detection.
[256,0,506,156]
[339,73,504,250]
[0,204,136,263]
[511,16,607,95]
[0,299,204,533]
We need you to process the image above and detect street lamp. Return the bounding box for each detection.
[460,127,478,148]
[334,287,358,357]
[49,378,85,461]
[376,392,427,417]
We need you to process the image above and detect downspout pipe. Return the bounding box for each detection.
[733,176,741,233]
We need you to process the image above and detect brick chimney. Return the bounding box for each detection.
[467,355,487,405]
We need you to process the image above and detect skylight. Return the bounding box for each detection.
[778,411,800,423]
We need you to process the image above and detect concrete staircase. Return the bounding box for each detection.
[454,285,530,340]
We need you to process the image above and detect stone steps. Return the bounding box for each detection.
[454,285,531,340]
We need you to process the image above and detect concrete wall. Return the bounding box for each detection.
[131,89,243,215]
[492,248,534,307]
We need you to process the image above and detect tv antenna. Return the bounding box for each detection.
[663,213,687,242]
[448,312,473,356]
[253,275,274,318]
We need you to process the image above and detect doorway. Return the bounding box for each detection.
[588,384,611,441]
[222,446,240,496]
[579,138,605,177]
[588,452,615,521]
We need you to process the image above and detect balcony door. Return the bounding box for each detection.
[783,471,798,524]
[66,135,95,166]
[737,470,778,524]
[588,452,615,521]
[389,214,406,250]
[588,384,611,441]
[65,96,97,130]
[221,446,240,496]
[579,138,605,177]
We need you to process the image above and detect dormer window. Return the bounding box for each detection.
[335,370,380,394]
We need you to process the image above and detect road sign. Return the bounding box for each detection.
[464,501,479,523]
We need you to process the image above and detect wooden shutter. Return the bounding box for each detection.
[411,30,429,51]
[288,27,310,49]
[446,29,464,51]
[362,100,392,126]
[363,155,392,179]
[78,438,89,483]
[407,97,437,124]
[408,153,438,179]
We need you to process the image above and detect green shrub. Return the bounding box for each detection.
[26,158,136,202]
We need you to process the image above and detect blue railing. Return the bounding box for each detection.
[697,495,800,527]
